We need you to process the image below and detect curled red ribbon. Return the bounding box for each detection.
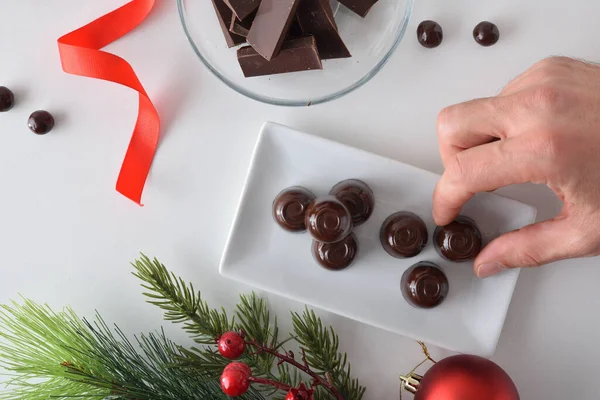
[58,0,159,205]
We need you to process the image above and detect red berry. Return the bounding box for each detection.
[218,331,246,360]
[221,362,252,397]
[285,383,314,400]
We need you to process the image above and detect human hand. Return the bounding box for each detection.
[433,56,600,278]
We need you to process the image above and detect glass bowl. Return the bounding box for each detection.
[177,0,414,106]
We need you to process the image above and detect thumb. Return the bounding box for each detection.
[474,217,580,278]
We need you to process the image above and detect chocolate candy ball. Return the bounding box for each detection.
[417,20,443,48]
[434,216,482,262]
[329,179,374,226]
[272,186,316,232]
[401,261,449,309]
[380,212,428,258]
[0,86,15,112]
[28,110,55,135]
[305,196,353,243]
[312,233,358,271]
[473,21,500,46]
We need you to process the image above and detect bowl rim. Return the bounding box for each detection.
[177,0,414,107]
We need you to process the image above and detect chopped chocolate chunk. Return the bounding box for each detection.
[229,10,256,37]
[237,36,323,77]
[322,0,338,30]
[336,0,378,18]
[296,0,351,59]
[287,16,304,38]
[223,0,261,21]
[212,0,245,48]
[247,0,301,60]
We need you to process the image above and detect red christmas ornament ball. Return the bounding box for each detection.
[414,354,519,400]
[218,331,246,359]
[220,362,252,397]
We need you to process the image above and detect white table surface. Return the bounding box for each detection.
[1,1,599,399]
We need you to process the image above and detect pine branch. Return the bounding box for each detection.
[235,294,277,375]
[292,309,366,400]
[132,255,364,399]
[0,297,265,400]
[132,255,300,398]
[132,254,233,344]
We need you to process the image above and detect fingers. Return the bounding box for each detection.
[474,216,579,278]
[433,137,543,226]
[437,96,515,165]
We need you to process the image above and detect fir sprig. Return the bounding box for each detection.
[133,255,296,397]
[0,298,264,400]
[132,254,365,400]
[292,309,366,400]
[132,254,233,344]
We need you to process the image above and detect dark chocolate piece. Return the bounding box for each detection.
[312,233,358,270]
[28,110,55,135]
[329,179,374,226]
[417,20,443,48]
[401,262,449,309]
[237,36,323,78]
[380,212,428,258]
[229,10,256,38]
[273,186,316,232]
[322,0,338,31]
[0,86,14,112]
[434,216,482,262]
[473,21,499,47]
[336,0,378,18]
[247,0,301,60]
[212,0,245,48]
[287,16,304,38]
[223,0,260,21]
[296,0,351,59]
[305,195,353,243]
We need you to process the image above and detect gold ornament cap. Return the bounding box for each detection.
[399,372,423,394]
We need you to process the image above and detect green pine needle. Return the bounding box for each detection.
[132,254,366,400]
[0,297,264,400]
[292,309,366,400]
[132,254,234,344]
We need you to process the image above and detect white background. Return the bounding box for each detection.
[1,1,599,399]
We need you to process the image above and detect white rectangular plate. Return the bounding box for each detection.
[220,122,537,356]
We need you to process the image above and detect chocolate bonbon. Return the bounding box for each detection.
[417,20,443,48]
[273,186,316,232]
[296,0,350,59]
[401,261,449,309]
[0,86,15,112]
[329,179,374,226]
[312,233,358,270]
[380,212,428,258]
[434,216,482,262]
[237,36,323,78]
[305,195,353,243]
[247,0,301,60]
[473,21,499,47]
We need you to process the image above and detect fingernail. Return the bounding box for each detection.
[476,262,506,278]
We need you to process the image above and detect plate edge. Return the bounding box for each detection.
[219,122,273,274]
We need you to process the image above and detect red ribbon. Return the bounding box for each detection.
[58,0,159,205]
